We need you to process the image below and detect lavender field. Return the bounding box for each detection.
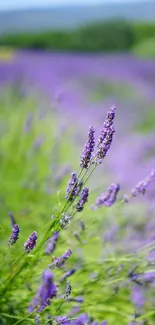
[0,50,155,325]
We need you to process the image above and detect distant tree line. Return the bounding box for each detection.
[0,19,155,53]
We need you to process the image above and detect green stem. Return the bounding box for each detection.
[0,247,10,265]
[0,313,34,322]
[13,311,35,325]
[11,251,25,267]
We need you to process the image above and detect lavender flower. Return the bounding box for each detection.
[8,211,16,226]
[131,169,155,197]
[76,187,89,212]
[28,270,57,312]
[80,125,95,169]
[65,280,72,300]
[8,224,20,246]
[80,221,85,231]
[74,314,88,325]
[68,307,80,317]
[66,171,79,202]
[60,268,77,282]
[24,231,38,253]
[96,106,116,163]
[131,286,145,309]
[49,249,72,268]
[55,316,71,325]
[60,213,71,229]
[96,183,120,207]
[45,232,59,255]
[33,135,44,150]
[23,112,33,133]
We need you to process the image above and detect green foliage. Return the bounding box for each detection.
[132,37,155,59]
[0,19,135,52]
[2,19,155,55]
[133,22,155,44]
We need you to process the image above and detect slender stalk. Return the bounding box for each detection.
[13,311,35,325]
[0,247,10,265]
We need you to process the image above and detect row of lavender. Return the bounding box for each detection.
[1,51,155,194]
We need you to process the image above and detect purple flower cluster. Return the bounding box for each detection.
[54,314,107,325]
[80,125,95,169]
[55,316,70,325]
[96,106,116,162]
[45,232,59,255]
[60,213,71,229]
[131,169,155,197]
[131,285,145,309]
[66,171,79,202]
[76,187,89,212]
[8,224,20,246]
[74,313,88,325]
[24,231,38,253]
[28,270,57,312]
[49,249,72,268]
[96,183,120,207]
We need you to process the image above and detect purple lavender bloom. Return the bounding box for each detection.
[80,125,95,169]
[68,307,80,317]
[74,314,88,325]
[66,171,79,202]
[49,249,72,268]
[143,271,155,283]
[80,221,85,231]
[23,112,33,133]
[8,224,20,246]
[45,232,59,255]
[55,316,71,325]
[131,169,155,197]
[60,268,77,282]
[76,187,89,212]
[96,106,116,163]
[28,270,57,312]
[131,286,145,309]
[8,211,16,226]
[96,183,120,207]
[60,213,71,229]
[24,231,38,253]
[101,322,108,325]
[33,135,44,150]
[65,280,72,300]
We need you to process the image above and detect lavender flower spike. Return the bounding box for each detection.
[96,106,116,163]
[131,169,155,197]
[96,183,120,207]
[65,280,72,300]
[80,125,95,169]
[45,232,59,255]
[49,249,72,268]
[8,224,20,246]
[28,270,57,312]
[66,171,79,202]
[60,268,77,282]
[76,187,89,212]
[24,231,38,253]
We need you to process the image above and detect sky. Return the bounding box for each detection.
[0,0,146,11]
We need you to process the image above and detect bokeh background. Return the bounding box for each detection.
[1,0,155,198]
